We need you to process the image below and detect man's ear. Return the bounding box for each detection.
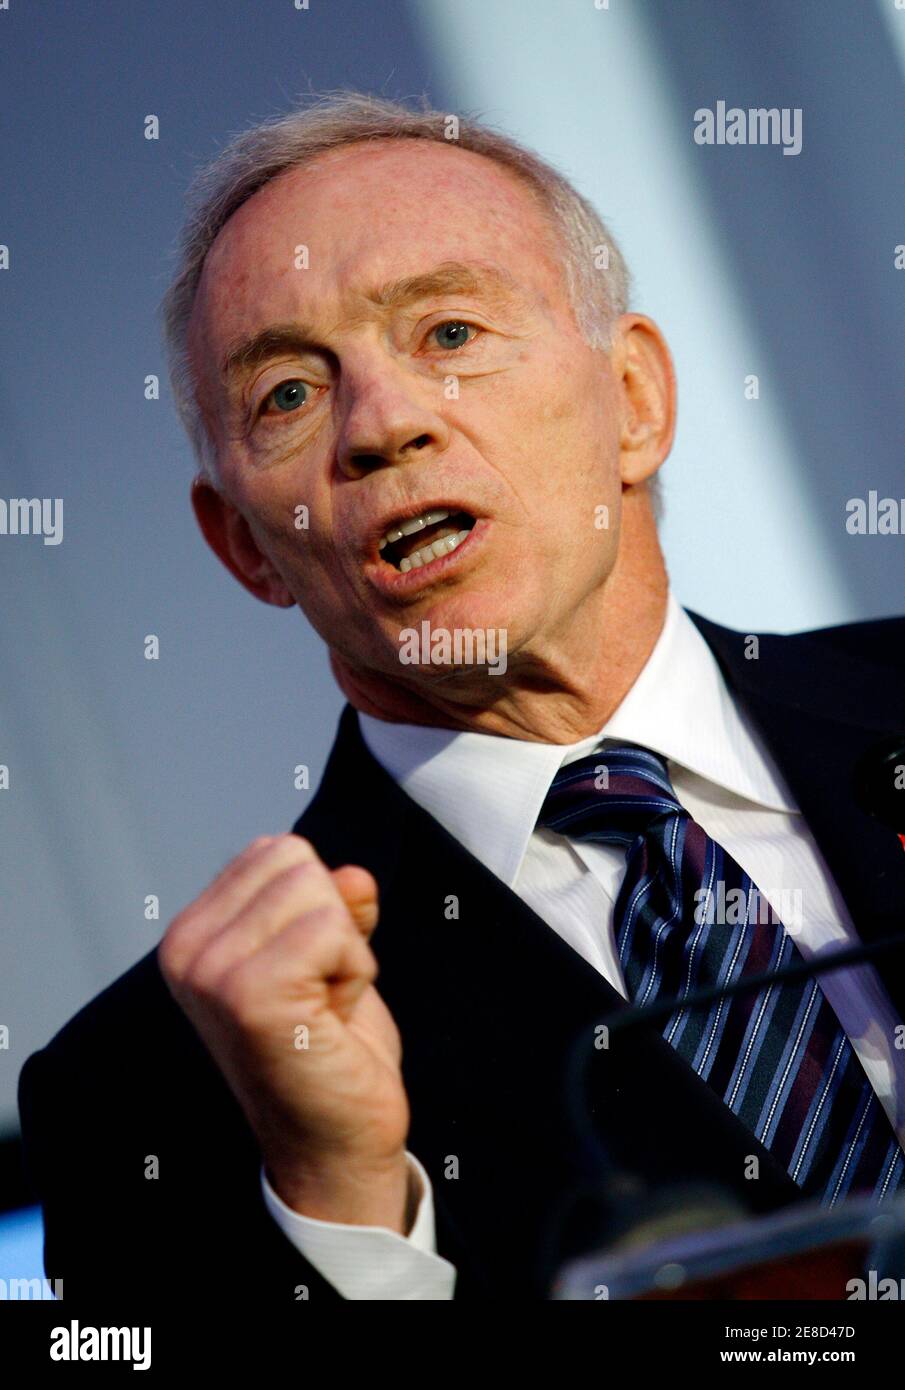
[191,476,295,607]
[612,314,676,487]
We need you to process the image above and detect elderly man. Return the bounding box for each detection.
[19,92,905,1303]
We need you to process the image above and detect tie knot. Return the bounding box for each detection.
[537,741,683,844]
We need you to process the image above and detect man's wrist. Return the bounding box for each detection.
[263,1150,412,1233]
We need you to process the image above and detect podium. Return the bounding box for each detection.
[552,1191,905,1300]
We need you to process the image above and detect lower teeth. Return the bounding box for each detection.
[398,528,471,573]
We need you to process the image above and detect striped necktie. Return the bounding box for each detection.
[537,741,905,1205]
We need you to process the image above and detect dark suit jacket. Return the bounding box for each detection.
[17,612,905,1303]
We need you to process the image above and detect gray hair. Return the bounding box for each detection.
[160,89,635,488]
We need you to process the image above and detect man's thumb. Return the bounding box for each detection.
[331,864,379,935]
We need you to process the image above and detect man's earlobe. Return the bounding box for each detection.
[190,476,295,608]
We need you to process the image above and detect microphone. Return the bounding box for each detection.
[552,920,905,1287]
[575,728,905,1073]
[544,728,905,1289]
[595,928,905,1041]
[546,733,905,1293]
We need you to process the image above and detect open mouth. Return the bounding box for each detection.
[378,508,476,572]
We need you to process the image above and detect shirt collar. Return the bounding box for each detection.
[357,591,798,889]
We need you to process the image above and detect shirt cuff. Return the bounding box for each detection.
[260,1151,457,1300]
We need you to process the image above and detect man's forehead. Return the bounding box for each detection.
[190,143,565,376]
[244,135,542,216]
[201,139,558,289]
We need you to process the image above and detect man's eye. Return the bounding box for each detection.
[431,321,478,351]
[264,379,309,413]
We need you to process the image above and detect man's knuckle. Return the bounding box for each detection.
[219,969,258,1023]
[280,905,344,951]
[247,835,276,853]
[360,949,378,984]
[286,835,320,864]
[304,902,348,932]
[185,950,227,1002]
[164,906,193,939]
[280,860,323,896]
[284,858,316,881]
[238,835,284,868]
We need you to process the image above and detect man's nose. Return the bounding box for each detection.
[335,367,450,481]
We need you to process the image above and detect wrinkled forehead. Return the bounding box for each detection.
[187,140,568,374]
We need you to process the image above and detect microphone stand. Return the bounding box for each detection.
[551,929,905,1298]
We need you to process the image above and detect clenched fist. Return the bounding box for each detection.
[158,835,413,1231]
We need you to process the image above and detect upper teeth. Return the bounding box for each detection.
[379,508,452,549]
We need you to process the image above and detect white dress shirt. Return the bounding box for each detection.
[263,590,905,1299]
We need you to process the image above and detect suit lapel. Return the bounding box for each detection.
[688,611,905,1019]
[294,705,802,1295]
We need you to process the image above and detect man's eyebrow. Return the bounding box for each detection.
[220,325,321,386]
[370,260,529,311]
[218,261,532,385]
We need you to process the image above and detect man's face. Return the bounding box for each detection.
[188,139,629,691]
